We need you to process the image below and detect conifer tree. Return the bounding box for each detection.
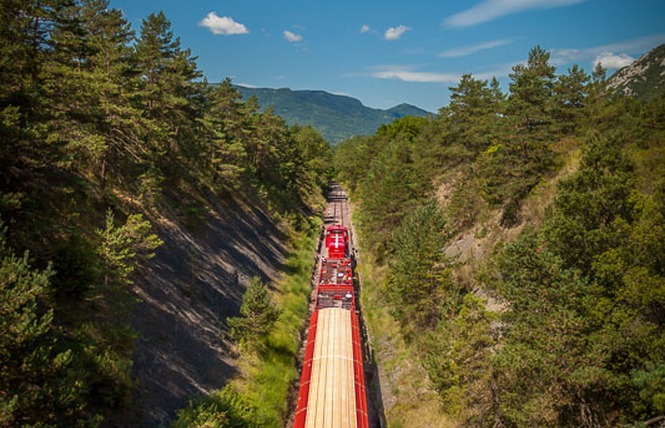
[202,79,249,187]
[445,73,505,154]
[553,64,591,135]
[0,229,94,426]
[387,201,455,333]
[507,45,556,141]
[133,11,203,184]
[44,0,138,182]
[227,277,280,350]
[96,208,163,287]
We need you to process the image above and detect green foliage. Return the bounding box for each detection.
[350,117,433,257]
[174,385,262,428]
[234,86,430,144]
[227,277,281,350]
[443,73,505,153]
[96,209,163,287]
[0,229,99,427]
[423,293,497,418]
[479,132,665,426]
[543,134,636,276]
[333,135,377,195]
[486,233,597,427]
[632,363,665,415]
[387,200,454,333]
[335,43,665,427]
[447,172,487,230]
[552,64,591,135]
[507,45,557,141]
[0,1,333,425]
[476,137,557,226]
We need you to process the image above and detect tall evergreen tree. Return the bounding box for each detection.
[0,230,96,427]
[543,135,635,275]
[507,45,557,141]
[201,79,249,187]
[358,117,430,256]
[227,277,280,350]
[43,0,139,183]
[387,201,454,334]
[553,64,591,135]
[445,73,504,154]
[133,11,203,182]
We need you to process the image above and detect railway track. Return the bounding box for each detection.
[324,183,349,227]
[292,183,371,428]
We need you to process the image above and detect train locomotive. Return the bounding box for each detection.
[293,224,370,428]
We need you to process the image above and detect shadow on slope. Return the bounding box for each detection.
[127,193,288,427]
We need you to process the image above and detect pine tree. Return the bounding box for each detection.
[543,134,635,275]
[488,233,591,427]
[201,79,249,188]
[477,46,558,225]
[387,201,455,333]
[507,45,557,141]
[0,229,95,426]
[333,135,377,195]
[227,277,280,350]
[96,208,163,287]
[445,73,505,153]
[133,11,203,180]
[553,64,591,135]
[42,0,140,184]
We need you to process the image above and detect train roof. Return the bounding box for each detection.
[326,224,348,232]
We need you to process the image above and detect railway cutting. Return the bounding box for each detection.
[291,184,378,428]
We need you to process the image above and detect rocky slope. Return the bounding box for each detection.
[607,43,665,99]
[125,194,289,427]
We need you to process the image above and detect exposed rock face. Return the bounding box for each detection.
[127,196,288,427]
[607,43,665,99]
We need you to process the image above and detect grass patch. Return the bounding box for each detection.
[174,222,319,427]
[239,229,316,425]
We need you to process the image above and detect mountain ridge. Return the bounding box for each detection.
[607,43,665,99]
[232,85,432,144]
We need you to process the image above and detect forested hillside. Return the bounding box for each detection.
[0,1,332,426]
[234,86,431,144]
[335,46,665,427]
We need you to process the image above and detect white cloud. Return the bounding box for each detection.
[370,65,458,83]
[199,12,249,35]
[550,34,665,68]
[444,0,588,28]
[283,30,303,43]
[346,64,512,85]
[440,39,513,58]
[594,52,635,70]
[384,25,410,41]
[360,25,370,33]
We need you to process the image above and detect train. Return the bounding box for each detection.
[293,223,370,428]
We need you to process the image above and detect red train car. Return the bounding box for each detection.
[293,256,369,428]
[325,224,350,259]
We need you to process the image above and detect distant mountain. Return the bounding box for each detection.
[607,43,665,100]
[233,86,432,144]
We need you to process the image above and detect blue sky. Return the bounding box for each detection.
[109,0,665,113]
